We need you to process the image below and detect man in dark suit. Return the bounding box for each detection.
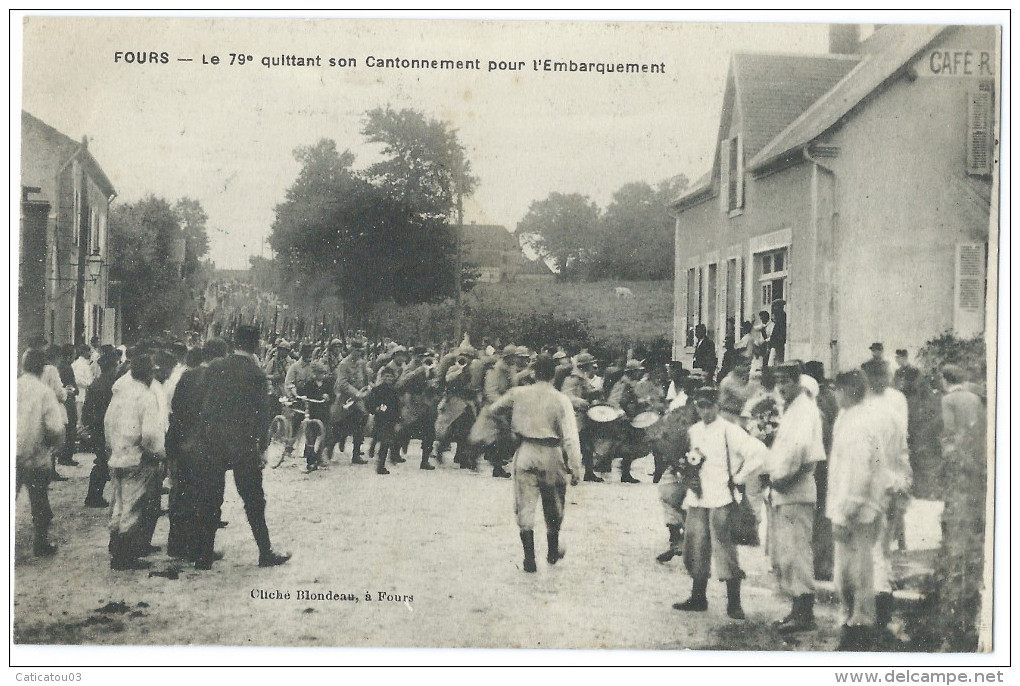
[692,324,717,378]
[193,327,290,570]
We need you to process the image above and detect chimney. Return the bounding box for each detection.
[828,24,860,55]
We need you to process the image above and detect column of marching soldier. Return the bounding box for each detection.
[17,326,984,651]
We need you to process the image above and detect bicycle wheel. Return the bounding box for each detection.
[268,415,293,468]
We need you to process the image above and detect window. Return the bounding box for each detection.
[706,263,718,344]
[966,81,994,176]
[719,135,744,213]
[954,243,986,337]
[725,257,739,344]
[757,247,789,310]
[72,188,81,245]
[89,206,100,255]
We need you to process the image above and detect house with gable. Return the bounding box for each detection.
[671,24,997,373]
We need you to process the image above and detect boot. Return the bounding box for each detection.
[304,444,318,471]
[110,533,149,570]
[352,451,368,465]
[546,529,564,564]
[776,594,816,633]
[492,465,511,479]
[583,468,604,483]
[620,460,639,484]
[520,530,537,573]
[673,577,708,612]
[33,526,57,557]
[875,592,894,628]
[837,625,873,651]
[84,467,109,507]
[656,524,684,563]
[726,578,746,620]
[419,456,435,471]
[376,448,390,475]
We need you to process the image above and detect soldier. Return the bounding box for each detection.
[434,345,483,469]
[487,355,583,573]
[481,344,520,479]
[560,352,604,483]
[327,340,372,464]
[396,347,441,470]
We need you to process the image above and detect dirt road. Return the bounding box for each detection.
[14,442,933,651]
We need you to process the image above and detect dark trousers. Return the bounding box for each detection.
[167,450,199,559]
[485,434,516,469]
[329,408,367,458]
[193,455,271,564]
[16,466,53,532]
[85,448,110,503]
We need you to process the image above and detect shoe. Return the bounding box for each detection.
[621,474,640,484]
[352,456,368,465]
[84,497,110,508]
[111,557,151,571]
[305,464,318,473]
[391,456,406,464]
[419,462,435,471]
[776,595,816,633]
[194,559,214,571]
[492,468,511,479]
[191,550,225,566]
[583,472,604,483]
[672,597,708,612]
[655,549,677,563]
[376,467,390,475]
[547,547,565,565]
[258,550,292,568]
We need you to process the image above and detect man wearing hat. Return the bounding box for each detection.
[692,324,718,378]
[763,361,826,633]
[673,385,768,619]
[487,355,583,573]
[396,346,440,470]
[552,350,573,391]
[481,344,521,478]
[328,339,372,464]
[434,345,483,468]
[561,352,604,483]
[193,325,290,570]
[607,359,651,483]
[263,339,292,400]
[869,342,885,362]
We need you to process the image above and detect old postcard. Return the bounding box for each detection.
[11,11,1004,668]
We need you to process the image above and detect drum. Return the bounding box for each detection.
[587,404,624,423]
[630,410,662,429]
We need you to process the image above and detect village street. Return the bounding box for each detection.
[13,442,941,653]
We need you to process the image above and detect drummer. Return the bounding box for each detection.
[608,359,665,483]
[561,352,604,483]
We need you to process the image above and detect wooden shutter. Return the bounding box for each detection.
[734,135,744,209]
[954,243,986,337]
[718,260,728,345]
[966,84,993,176]
[719,139,730,212]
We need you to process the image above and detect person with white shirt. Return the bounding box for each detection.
[104,354,165,571]
[673,386,768,619]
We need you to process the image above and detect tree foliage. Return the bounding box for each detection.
[515,192,601,280]
[110,195,207,340]
[591,176,688,280]
[269,108,477,326]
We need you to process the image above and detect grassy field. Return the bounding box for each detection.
[467,279,674,345]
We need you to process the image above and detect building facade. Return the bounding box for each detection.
[671,25,996,373]
[462,223,528,283]
[20,111,117,353]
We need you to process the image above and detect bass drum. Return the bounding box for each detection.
[587,404,624,424]
[630,410,662,429]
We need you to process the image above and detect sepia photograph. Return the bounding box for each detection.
[10,10,1006,669]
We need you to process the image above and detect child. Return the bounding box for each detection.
[296,361,331,471]
[365,367,402,475]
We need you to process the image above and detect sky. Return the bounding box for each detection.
[17,12,853,269]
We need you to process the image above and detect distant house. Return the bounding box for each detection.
[20,111,117,352]
[671,24,996,371]
[462,223,528,283]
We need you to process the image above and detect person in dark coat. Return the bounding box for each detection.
[193,327,290,570]
[692,324,717,378]
[165,346,206,561]
[82,351,120,507]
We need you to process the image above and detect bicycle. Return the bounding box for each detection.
[268,395,328,469]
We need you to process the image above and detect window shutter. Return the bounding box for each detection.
[719,139,730,212]
[735,135,744,209]
[966,85,993,176]
[718,260,728,344]
[954,243,986,337]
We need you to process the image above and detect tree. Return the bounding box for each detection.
[516,193,601,280]
[174,197,210,280]
[591,175,688,280]
[109,195,190,340]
